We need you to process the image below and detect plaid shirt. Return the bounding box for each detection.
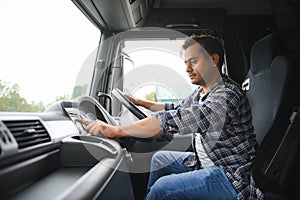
[152,75,264,200]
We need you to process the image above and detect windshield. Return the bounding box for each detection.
[122,39,198,103]
[0,0,100,112]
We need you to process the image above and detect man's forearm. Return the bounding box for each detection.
[138,99,164,112]
[117,116,162,138]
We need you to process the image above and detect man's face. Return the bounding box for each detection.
[184,43,217,85]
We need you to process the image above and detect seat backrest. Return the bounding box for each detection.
[244,29,300,199]
[242,33,292,145]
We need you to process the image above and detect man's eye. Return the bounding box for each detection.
[190,60,197,64]
[185,59,197,65]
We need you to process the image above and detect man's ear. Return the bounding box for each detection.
[211,53,220,67]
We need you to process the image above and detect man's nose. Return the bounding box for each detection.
[186,63,193,72]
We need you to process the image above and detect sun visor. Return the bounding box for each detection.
[72,0,153,31]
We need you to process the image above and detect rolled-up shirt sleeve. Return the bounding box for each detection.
[152,97,193,140]
[151,86,233,142]
[164,103,175,111]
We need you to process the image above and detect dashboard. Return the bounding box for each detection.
[0,96,134,200]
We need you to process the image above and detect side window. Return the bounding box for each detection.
[122,40,197,103]
[0,0,100,112]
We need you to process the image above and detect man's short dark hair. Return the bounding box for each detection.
[183,35,225,69]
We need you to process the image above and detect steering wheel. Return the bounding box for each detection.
[112,88,148,120]
[58,95,136,146]
[112,89,162,143]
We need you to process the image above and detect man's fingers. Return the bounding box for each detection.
[124,94,130,99]
[75,119,108,136]
[75,118,91,125]
[75,119,102,136]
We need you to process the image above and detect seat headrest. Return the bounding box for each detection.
[250,33,285,74]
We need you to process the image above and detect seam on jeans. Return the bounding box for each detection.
[162,169,236,200]
[164,182,236,200]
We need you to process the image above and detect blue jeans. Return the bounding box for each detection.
[145,151,237,200]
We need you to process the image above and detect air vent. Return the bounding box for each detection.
[3,120,51,149]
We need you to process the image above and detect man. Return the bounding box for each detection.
[77,35,264,199]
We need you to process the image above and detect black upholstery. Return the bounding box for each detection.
[243,33,291,145]
[249,34,285,75]
[244,29,300,199]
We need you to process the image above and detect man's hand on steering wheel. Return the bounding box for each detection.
[112,88,148,120]
[124,93,141,106]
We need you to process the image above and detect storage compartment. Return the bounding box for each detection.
[0,135,133,200]
[59,135,118,167]
[74,0,153,30]
[70,135,117,156]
